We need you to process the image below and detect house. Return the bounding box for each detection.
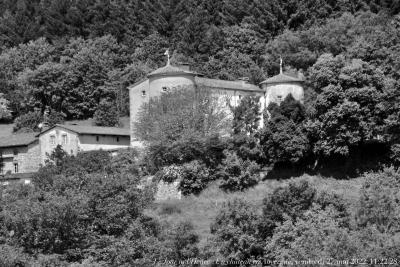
[37,124,131,165]
[128,58,304,145]
[0,133,41,174]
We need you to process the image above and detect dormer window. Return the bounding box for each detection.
[141,90,146,97]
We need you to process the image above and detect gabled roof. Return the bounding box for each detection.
[0,133,37,148]
[147,64,200,77]
[260,72,304,85]
[38,124,130,137]
[195,77,261,92]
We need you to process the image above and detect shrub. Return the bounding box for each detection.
[356,167,400,233]
[155,165,184,183]
[217,151,260,191]
[260,179,350,239]
[107,148,140,175]
[0,245,32,267]
[159,221,199,263]
[210,199,263,261]
[158,202,182,215]
[227,134,265,164]
[144,133,228,174]
[179,160,211,195]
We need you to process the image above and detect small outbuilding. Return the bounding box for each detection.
[37,124,131,165]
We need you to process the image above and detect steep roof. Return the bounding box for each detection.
[0,133,37,148]
[39,124,130,137]
[195,77,261,92]
[147,63,200,77]
[260,72,304,85]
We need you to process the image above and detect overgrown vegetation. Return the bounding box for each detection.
[1,1,400,265]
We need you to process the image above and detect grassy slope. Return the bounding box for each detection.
[149,174,364,247]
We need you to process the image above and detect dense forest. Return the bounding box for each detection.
[1,0,400,266]
[0,0,399,121]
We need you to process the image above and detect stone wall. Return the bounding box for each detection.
[18,141,41,173]
[155,179,182,202]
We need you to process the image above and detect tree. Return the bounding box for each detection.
[210,199,263,262]
[307,55,389,157]
[12,110,42,133]
[232,95,261,135]
[260,94,309,166]
[217,151,260,191]
[93,99,120,127]
[134,87,229,143]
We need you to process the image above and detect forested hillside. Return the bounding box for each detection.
[0,0,399,122]
[2,1,400,266]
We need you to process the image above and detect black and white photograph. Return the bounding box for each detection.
[0,1,400,266]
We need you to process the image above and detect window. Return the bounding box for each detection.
[50,135,56,145]
[14,163,18,173]
[277,95,283,102]
[13,149,18,156]
[62,134,68,145]
[162,86,168,92]
[141,90,146,97]
[96,136,99,142]
[239,95,242,99]
[116,137,120,142]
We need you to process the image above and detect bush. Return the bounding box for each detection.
[159,221,199,264]
[356,167,400,233]
[179,160,211,195]
[210,199,263,262]
[143,133,227,174]
[155,165,184,183]
[158,202,182,215]
[260,179,349,238]
[0,245,32,267]
[2,171,154,261]
[107,148,140,175]
[217,151,260,191]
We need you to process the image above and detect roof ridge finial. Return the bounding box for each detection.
[164,49,170,66]
[279,55,283,74]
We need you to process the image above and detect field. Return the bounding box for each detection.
[149,174,365,247]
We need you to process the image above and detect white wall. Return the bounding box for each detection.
[39,128,79,164]
[78,134,130,151]
[262,82,304,107]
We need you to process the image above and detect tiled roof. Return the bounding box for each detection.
[260,73,304,85]
[0,133,37,148]
[148,64,199,77]
[195,77,262,92]
[39,124,130,136]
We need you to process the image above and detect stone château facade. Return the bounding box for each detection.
[128,61,304,145]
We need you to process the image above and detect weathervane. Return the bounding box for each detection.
[164,49,170,65]
[279,55,283,74]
